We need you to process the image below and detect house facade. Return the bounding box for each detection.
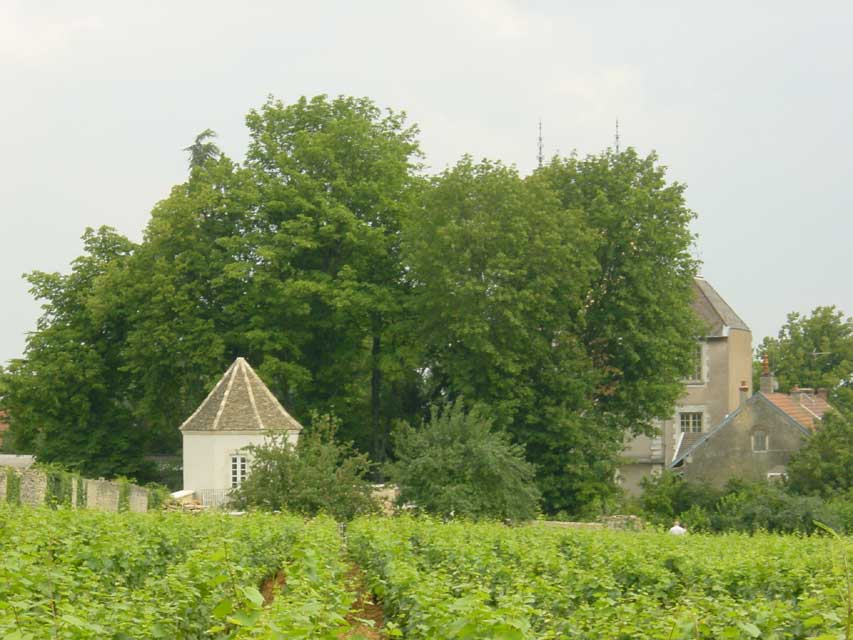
[670,369,832,486]
[181,357,302,505]
[619,278,753,495]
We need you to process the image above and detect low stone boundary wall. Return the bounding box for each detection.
[0,466,149,512]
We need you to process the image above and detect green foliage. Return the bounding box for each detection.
[75,475,86,508]
[639,471,722,525]
[145,483,171,510]
[756,305,852,398]
[0,507,355,638]
[387,400,540,521]
[3,506,853,638]
[230,414,378,520]
[1,227,155,480]
[641,473,849,534]
[183,128,221,169]
[404,151,699,514]
[349,514,853,638]
[5,468,20,504]
[38,464,75,508]
[788,406,853,497]
[3,95,701,517]
[116,477,132,512]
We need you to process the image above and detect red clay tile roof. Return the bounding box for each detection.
[763,392,832,431]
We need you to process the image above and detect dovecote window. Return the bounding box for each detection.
[231,454,248,488]
[680,412,703,433]
[753,431,768,452]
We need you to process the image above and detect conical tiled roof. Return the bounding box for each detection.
[180,358,303,433]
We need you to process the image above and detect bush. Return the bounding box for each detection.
[639,471,721,525]
[145,483,171,510]
[230,414,377,521]
[5,468,20,504]
[386,400,540,521]
[787,408,853,498]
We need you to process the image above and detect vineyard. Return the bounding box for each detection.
[1,506,851,639]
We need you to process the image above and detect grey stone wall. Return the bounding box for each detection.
[86,479,120,511]
[19,470,47,505]
[0,467,150,512]
[128,486,149,513]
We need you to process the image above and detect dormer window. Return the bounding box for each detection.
[752,431,767,452]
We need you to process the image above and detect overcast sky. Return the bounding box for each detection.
[2,1,851,366]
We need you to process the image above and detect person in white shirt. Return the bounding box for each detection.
[669,520,687,535]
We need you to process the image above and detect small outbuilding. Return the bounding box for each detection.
[180,357,302,505]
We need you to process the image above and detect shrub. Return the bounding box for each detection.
[386,399,540,521]
[230,414,377,521]
[640,471,721,525]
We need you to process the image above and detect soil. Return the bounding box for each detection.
[260,569,286,604]
[339,563,386,639]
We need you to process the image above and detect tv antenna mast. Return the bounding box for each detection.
[614,118,621,154]
[537,119,544,168]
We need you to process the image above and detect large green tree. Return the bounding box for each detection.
[756,306,852,408]
[403,151,699,513]
[1,228,154,479]
[787,406,853,498]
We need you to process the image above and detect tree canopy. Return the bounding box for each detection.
[386,400,541,521]
[1,95,701,513]
[787,406,853,498]
[756,306,852,410]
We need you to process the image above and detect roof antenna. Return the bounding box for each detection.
[537,119,544,168]
[614,118,620,154]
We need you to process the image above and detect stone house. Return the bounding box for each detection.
[670,367,833,486]
[619,278,753,495]
[181,357,302,505]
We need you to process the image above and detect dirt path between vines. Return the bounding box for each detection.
[339,563,386,639]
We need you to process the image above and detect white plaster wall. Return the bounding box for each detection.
[182,431,299,496]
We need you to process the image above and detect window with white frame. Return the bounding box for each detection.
[752,431,768,452]
[230,454,248,488]
[679,412,703,433]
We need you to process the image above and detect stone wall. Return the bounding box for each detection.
[0,466,149,512]
[85,479,120,512]
[128,486,149,513]
[20,470,47,506]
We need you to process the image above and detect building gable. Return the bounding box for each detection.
[671,393,814,487]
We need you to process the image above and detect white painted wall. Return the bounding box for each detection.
[182,430,299,505]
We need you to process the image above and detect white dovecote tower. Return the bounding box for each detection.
[180,357,302,505]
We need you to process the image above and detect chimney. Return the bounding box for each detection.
[739,381,750,406]
[759,354,777,394]
[790,386,814,405]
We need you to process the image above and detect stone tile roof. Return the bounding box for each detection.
[180,358,303,433]
[763,392,831,432]
[693,278,750,336]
